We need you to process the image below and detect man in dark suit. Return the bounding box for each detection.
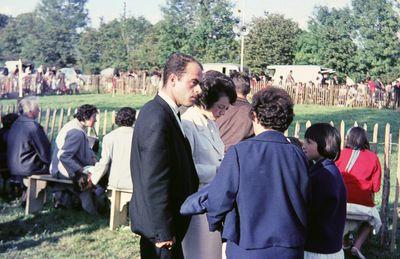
[130,52,202,259]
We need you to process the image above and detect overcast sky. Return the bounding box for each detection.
[0,0,351,29]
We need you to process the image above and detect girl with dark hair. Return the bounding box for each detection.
[302,123,347,259]
[335,127,382,259]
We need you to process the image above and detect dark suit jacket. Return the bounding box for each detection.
[206,131,310,250]
[130,95,199,242]
[7,115,51,176]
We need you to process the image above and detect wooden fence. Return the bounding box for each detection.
[251,82,396,109]
[0,74,159,96]
[0,104,399,251]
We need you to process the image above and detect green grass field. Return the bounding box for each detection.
[0,94,399,258]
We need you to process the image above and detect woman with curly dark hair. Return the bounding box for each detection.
[181,70,236,259]
[50,104,99,214]
[181,87,310,258]
[88,107,136,190]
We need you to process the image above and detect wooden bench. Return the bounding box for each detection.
[108,187,132,230]
[25,174,73,215]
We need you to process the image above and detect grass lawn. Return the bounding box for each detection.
[0,94,399,258]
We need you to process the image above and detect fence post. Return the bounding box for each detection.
[58,108,64,131]
[380,123,391,246]
[305,120,312,129]
[111,110,116,130]
[103,110,108,136]
[294,121,300,138]
[44,108,51,134]
[37,107,42,125]
[390,128,400,252]
[373,123,379,154]
[95,109,101,135]
[340,120,345,149]
[330,121,334,127]
[354,121,358,127]
[49,109,58,142]
[66,107,72,121]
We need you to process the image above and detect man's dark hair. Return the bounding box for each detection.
[230,71,250,95]
[345,127,370,151]
[1,113,18,129]
[304,123,341,161]
[194,70,237,110]
[116,107,136,127]
[251,87,294,132]
[162,52,203,87]
[74,104,98,122]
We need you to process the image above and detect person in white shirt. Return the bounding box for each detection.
[88,107,136,190]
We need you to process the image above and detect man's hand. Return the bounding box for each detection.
[155,237,175,250]
[156,240,174,249]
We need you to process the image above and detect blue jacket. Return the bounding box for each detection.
[305,159,347,254]
[203,131,310,250]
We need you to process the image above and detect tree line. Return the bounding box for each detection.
[0,0,399,82]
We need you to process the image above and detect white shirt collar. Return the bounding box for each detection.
[158,90,179,115]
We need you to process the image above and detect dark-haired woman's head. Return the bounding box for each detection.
[345,127,370,150]
[303,123,341,161]
[116,107,136,127]
[74,104,98,127]
[250,87,294,132]
[194,70,237,120]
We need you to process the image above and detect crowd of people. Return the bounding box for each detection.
[0,65,83,98]
[0,52,384,259]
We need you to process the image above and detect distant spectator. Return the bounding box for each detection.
[394,80,400,109]
[88,107,136,190]
[7,97,51,189]
[285,70,295,85]
[50,104,99,214]
[216,71,254,152]
[367,77,376,95]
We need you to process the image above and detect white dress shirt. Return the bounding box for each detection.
[88,126,134,190]
[158,91,185,136]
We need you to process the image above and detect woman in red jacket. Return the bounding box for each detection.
[336,127,382,259]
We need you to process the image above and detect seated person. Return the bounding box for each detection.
[336,127,382,259]
[87,107,136,190]
[0,113,19,194]
[7,97,51,194]
[50,104,98,214]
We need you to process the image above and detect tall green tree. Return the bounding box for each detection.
[352,0,400,79]
[34,0,89,67]
[294,7,358,77]
[245,13,301,73]
[155,0,238,64]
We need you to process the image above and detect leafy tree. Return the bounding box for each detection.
[34,0,89,67]
[245,13,301,73]
[294,7,358,77]
[351,0,400,79]
[77,27,102,73]
[155,0,238,64]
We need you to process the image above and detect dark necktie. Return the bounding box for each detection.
[177,111,181,121]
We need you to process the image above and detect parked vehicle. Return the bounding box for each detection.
[203,63,249,76]
[267,65,335,85]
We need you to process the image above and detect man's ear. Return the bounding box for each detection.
[168,73,177,86]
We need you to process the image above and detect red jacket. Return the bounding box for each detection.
[335,148,381,207]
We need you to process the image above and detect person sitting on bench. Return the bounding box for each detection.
[50,104,98,214]
[87,107,136,191]
[7,97,51,199]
